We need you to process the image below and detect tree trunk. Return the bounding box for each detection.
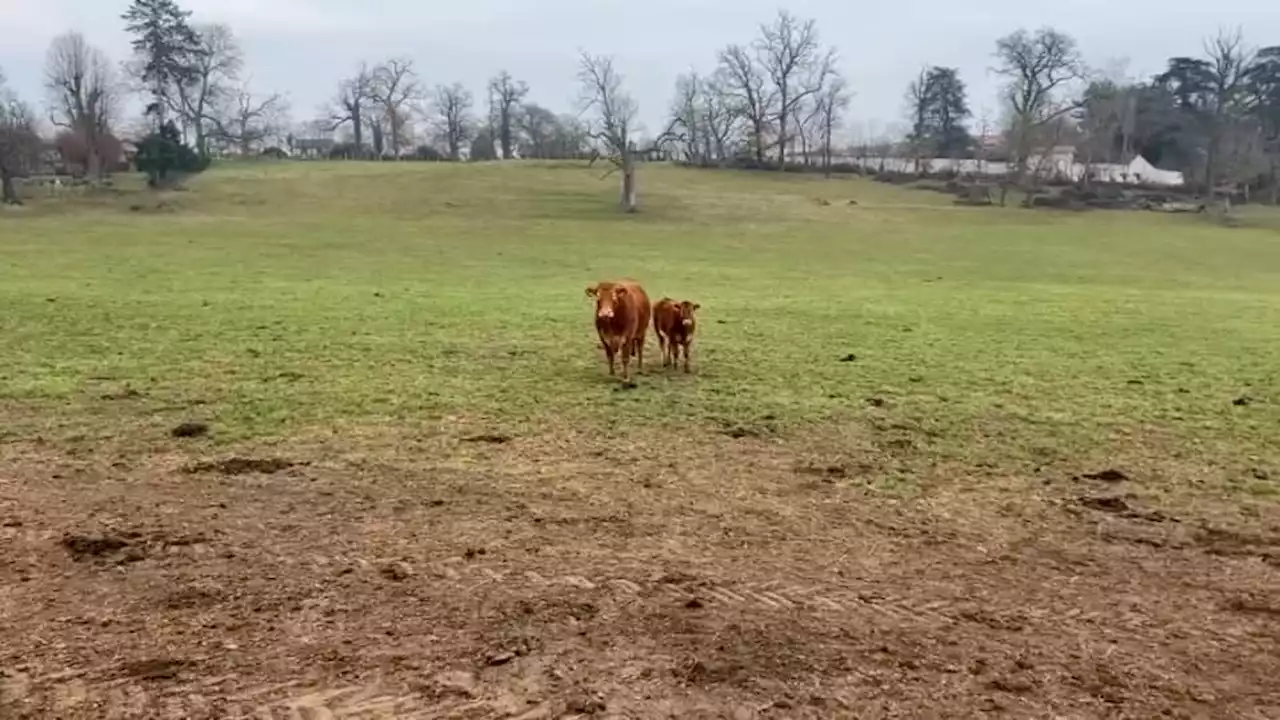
[194,120,206,159]
[352,105,364,154]
[1270,157,1278,205]
[621,158,637,213]
[87,147,102,180]
[500,112,512,159]
[1,169,20,205]
[753,121,765,165]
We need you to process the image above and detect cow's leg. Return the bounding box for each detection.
[656,333,667,367]
[634,334,645,372]
[619,346,632,383]
[683,340,692,373]
[604,343,616,376]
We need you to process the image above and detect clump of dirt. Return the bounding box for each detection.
[838,353,857,362]
[564,692,608,715]
[62,527,211,565]
[1081,469,1129,483]
[716,415,778,439]
[183,457,299,475]
[171,422,209,438]
[486,651,516,666]
[662,615,853,689]
[1224,596,1280,617]
[1076,495,1175,523]
[61,532,134,560]
[797,464,849,479]
[162,585,226,610]
[120,658,192,681]
[1194,525,1280,560]
[461,433,513,444]
[380,561,413,581]
[1232,395,1253,407]
[101,387,143,400]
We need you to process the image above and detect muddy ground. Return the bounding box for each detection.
[2,428,1278,719]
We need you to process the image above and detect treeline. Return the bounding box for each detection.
[300,64,593,163]
[2,0,1278,206]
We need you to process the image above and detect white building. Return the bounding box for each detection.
[819,147,1184,187]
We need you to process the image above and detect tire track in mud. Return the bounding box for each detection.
[4,558,1247,718]
[2,672,486,719]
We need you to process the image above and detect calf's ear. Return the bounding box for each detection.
[692,303,701,310]
[585,285,598,298]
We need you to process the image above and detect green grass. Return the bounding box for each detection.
[1,160,1278,464]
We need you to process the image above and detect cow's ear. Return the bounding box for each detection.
[585,285,598,297]
[692,303,701,311]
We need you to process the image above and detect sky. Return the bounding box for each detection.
[2,0,1278,142]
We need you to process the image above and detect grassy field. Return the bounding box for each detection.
[3,161,1278,452]
[2,160,1279,717]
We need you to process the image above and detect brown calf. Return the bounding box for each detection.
[585,279,651,383]
[652,297,700,373]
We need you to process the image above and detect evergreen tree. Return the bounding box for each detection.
[121,0,203,127]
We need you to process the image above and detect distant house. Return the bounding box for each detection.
[1025,145,1078,179]
[117,140,137,170]
[37,143,63,175]
[294,138,336,159]
[1085,155,1185,187]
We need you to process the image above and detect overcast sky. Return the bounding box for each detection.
[2,0,1277,141]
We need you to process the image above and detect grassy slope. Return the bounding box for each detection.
[0,161,1277,472]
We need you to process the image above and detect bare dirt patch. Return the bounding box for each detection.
[182,457,300,475]
[2,429,1279,718]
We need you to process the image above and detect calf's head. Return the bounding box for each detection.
[677,300,700,329]
[586,283,630,321]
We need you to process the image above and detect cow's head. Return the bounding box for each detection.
[585,283,628,320]
[677,300,700,329]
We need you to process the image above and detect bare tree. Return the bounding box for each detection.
[328,63,375,155]
[43,32,119,178]
[993,27,1086,204]
[815,73,851,177]
[757,10,835,169]
[667,70,739,165]
[1201,29,1256,192]
[579,52,673,213]
[432,83,474,160]
[718,43,774,165]
[488,71,528,159]
[170,23,241,157]
[669,71,703,163]
[520,103,565,159]
[700,72,739,163]
[793,96,823,164]
[1,70,42,205]
[371,58,419,157]
[1156,29,1259,195]
[210,82,288,155]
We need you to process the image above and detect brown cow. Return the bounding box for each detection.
[585,279,650,383]
[652,297,700,373]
